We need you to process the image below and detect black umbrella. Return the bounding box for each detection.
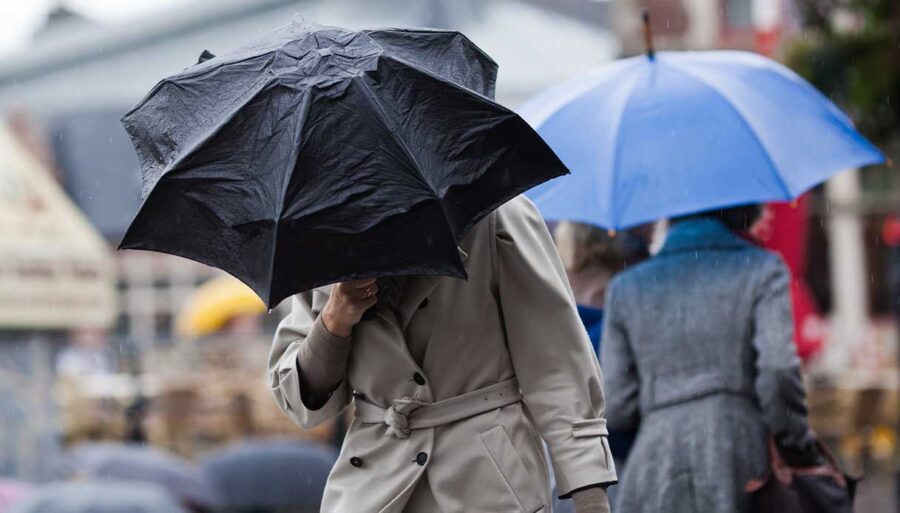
[201,439,336,511]
[8,481,189,513]
[58,443,219,511]
[120,21,567,307]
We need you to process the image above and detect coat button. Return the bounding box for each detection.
[350,456,363,468]
[419,298,429,309]
[413,372,426,386]
[415,452,428,466]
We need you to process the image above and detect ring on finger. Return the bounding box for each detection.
[365,287,375,298]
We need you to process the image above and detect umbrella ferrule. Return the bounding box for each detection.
[642,8,655,61]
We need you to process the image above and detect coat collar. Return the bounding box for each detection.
[657,218,753,257]
[376,247,469,332]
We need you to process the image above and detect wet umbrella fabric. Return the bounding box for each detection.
[60,443,218,510]
[519,51,884,229]
[201,439,336,510]
[7,481,188,513]
[120,22,567,307]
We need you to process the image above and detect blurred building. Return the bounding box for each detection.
[0,122,115,479]
[0,0,619,346]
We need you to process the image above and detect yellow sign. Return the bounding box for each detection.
[0,125,116,329]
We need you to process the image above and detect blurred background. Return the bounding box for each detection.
[0,0,897,511]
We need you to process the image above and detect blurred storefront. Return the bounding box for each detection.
[0,123,116,479]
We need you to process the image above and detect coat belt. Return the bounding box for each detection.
[354,378,521,439]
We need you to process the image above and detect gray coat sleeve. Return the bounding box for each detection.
[600,279,640,432]
[752,256,814,449]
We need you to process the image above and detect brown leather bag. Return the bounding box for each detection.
[745,436,859,513]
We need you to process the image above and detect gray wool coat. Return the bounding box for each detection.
[600,218,813,513]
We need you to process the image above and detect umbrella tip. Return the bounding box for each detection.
[197,49,216,64]
[641,8,655,61]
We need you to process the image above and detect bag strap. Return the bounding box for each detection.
[767,433,847,488]
[767,435,793,484]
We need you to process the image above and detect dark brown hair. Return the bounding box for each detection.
[672,204,762,233]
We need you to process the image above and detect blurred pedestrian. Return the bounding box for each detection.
[56,328,115,377]
[554,221,651,354]
[601,205,820,513]
[270,197,617,513]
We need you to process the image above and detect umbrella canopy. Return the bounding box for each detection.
[7,481,188,513]
[60,443,218,510]
[175,275,266,338]
[120,21,567,307]
[201,439,336,510]
[519,50,884,229]
[0,479,32,513]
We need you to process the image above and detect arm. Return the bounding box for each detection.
[268,279,378,428]
[269,290,350,428]
[752,256,817,462]
[599,279,641,432]
[495,197,617,498]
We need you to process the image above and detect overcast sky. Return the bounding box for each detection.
[0,0,194,56]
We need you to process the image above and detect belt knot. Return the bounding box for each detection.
[384,397,425,439]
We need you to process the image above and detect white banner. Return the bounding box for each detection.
[0,126,116,329]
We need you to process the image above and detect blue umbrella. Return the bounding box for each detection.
[518,50,884,229]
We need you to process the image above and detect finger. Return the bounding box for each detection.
[335,280,372,295]
[355,283,378,300]
[360,295,378,310]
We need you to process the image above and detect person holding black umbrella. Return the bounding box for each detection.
[117,20,617,513]
[270,195,617,513]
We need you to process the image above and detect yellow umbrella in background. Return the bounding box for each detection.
[176,275,266,338]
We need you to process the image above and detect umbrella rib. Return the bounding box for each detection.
[662,60,794,199]
[605,68,647,229]
[128,75,277,199]
[353,77,435,195]
[521,58,640,130]
[268,88,314,305]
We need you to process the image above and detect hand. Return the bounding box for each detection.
[321,278,378,337]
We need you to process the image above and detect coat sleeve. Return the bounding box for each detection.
[495,197,617,497]
[752,255,815,451]
[599,278,641,432]
[268,290,353,429]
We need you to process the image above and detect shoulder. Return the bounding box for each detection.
[494,195,545,235]
[750,248,790,287]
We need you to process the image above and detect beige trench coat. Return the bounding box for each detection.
[269,196,616,513]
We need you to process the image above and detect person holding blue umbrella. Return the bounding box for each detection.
[519,15,883,232]
[519,11,883,513]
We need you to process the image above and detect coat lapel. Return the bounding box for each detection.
[397,247,468,331]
